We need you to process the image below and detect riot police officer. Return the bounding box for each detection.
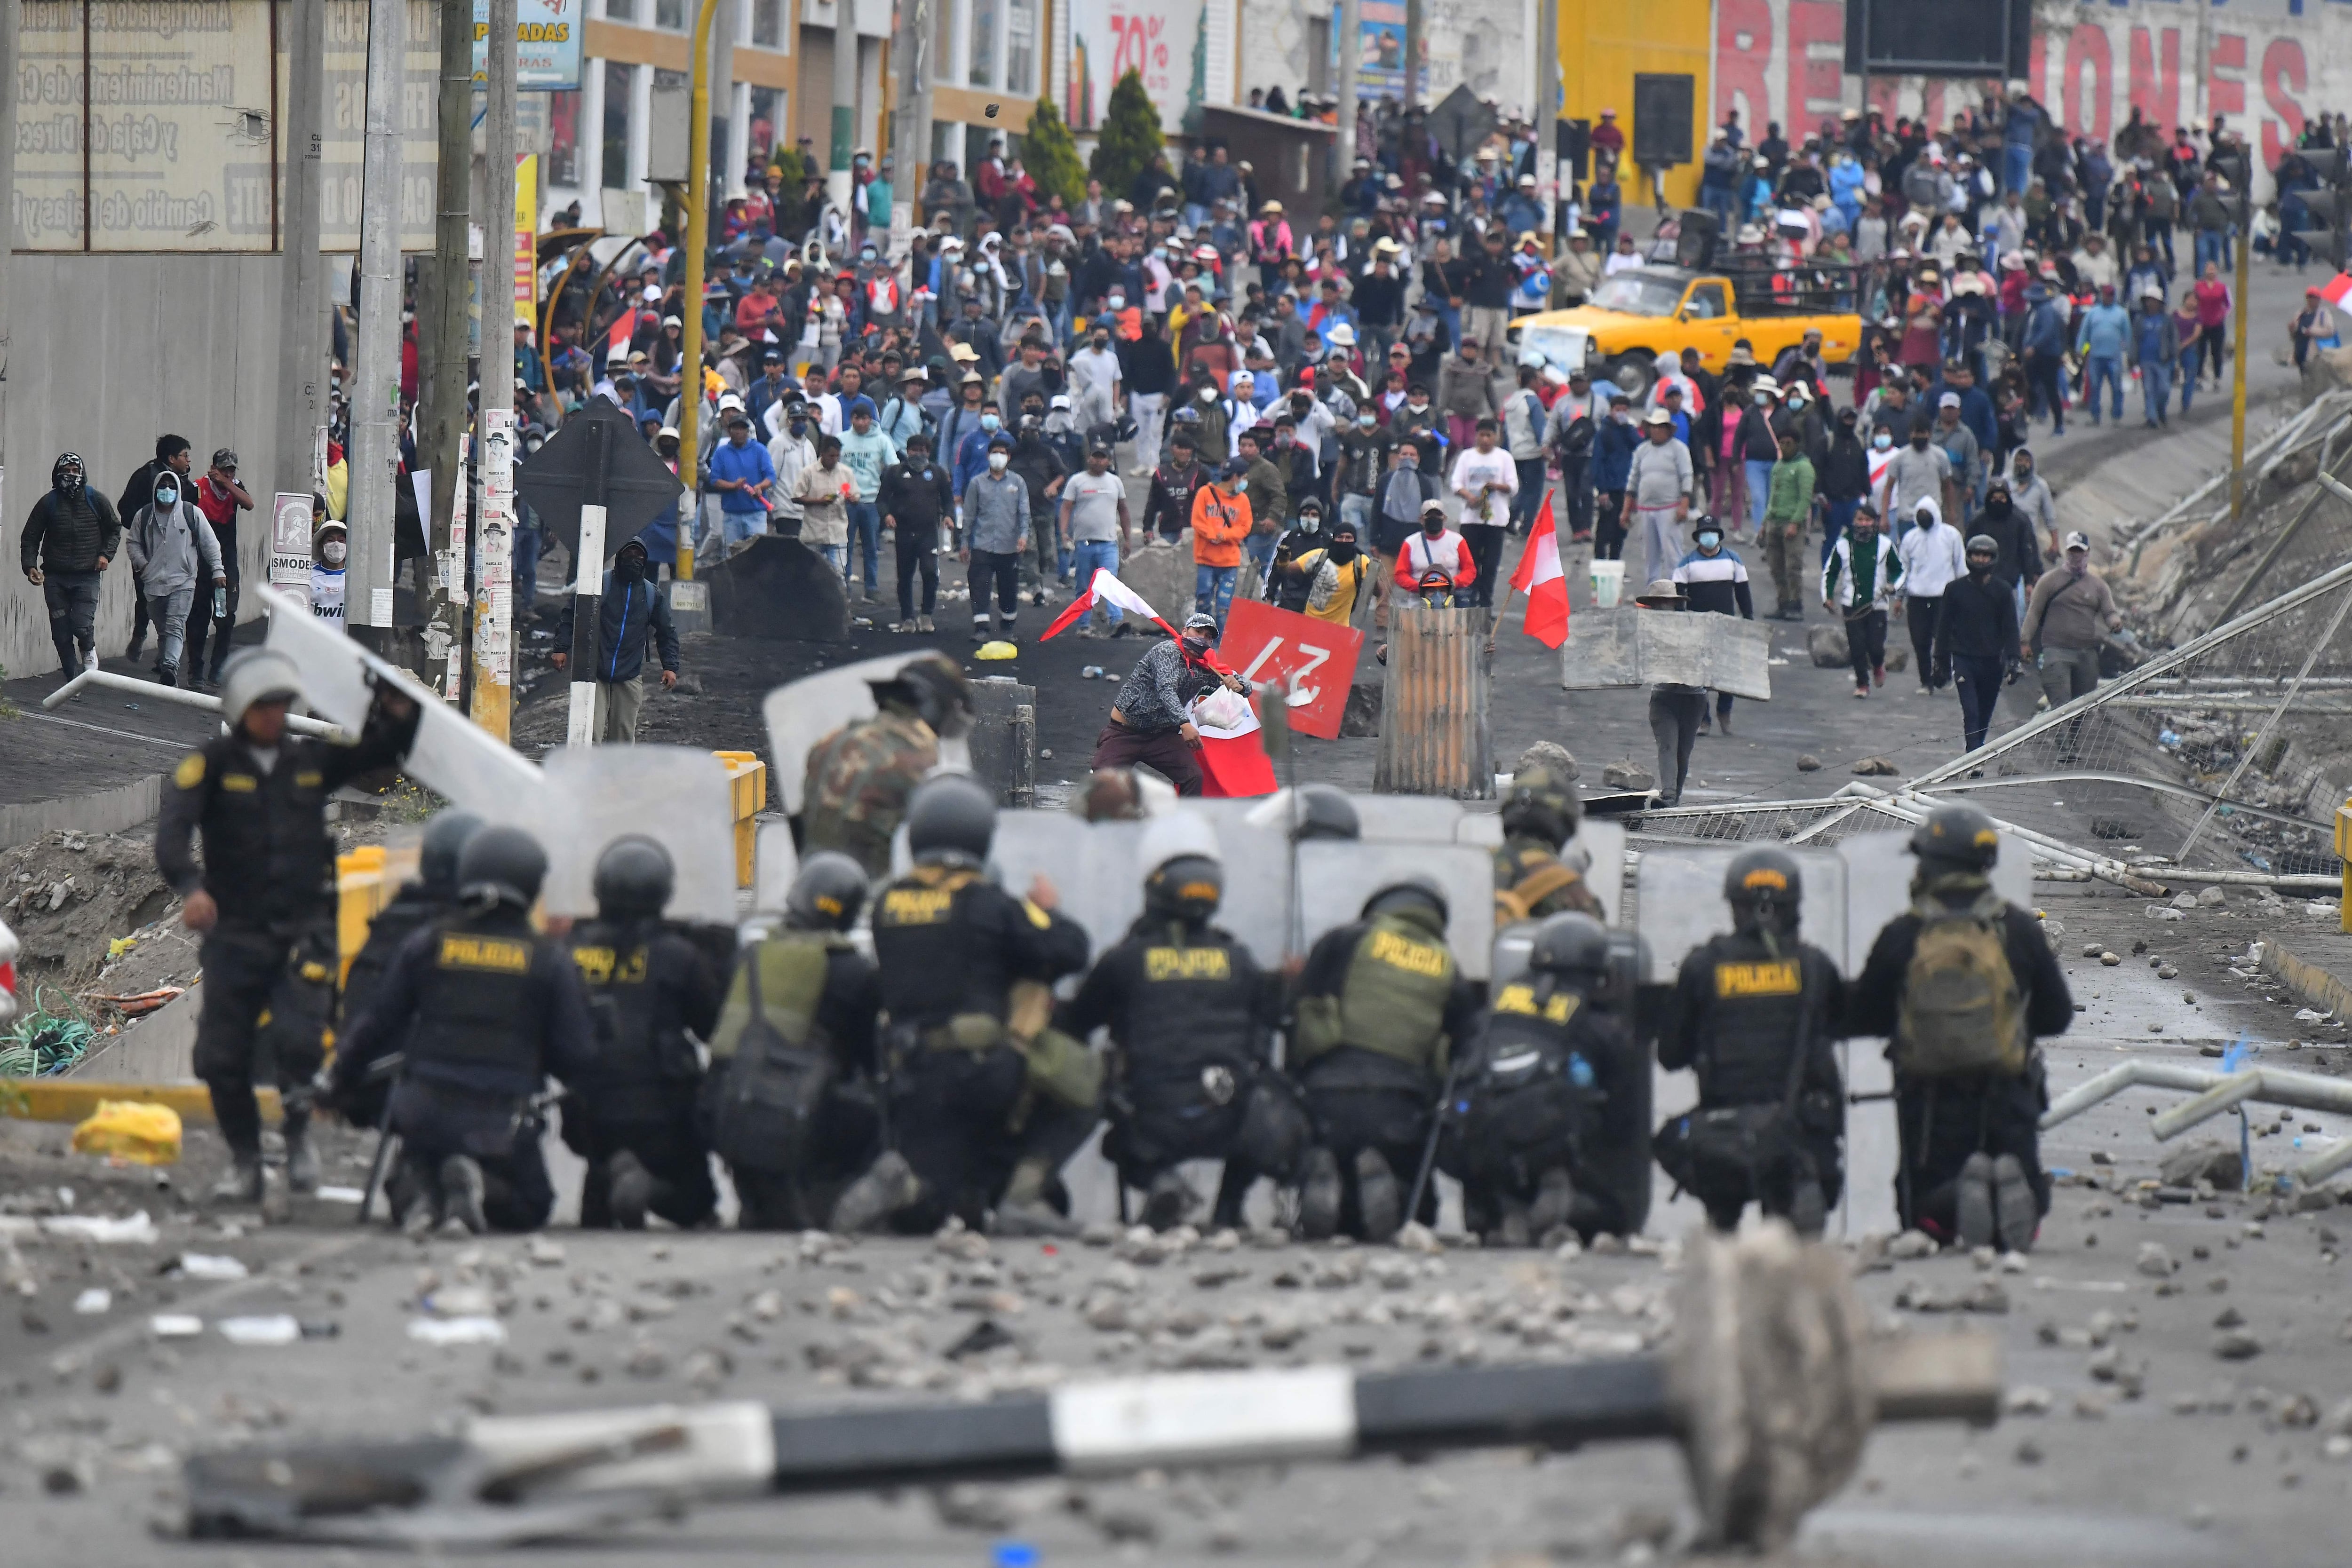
[705,853,885,1231]
[1288,876,1479,1243]
[1492,763,1604,926]
[841,774,1096,1236]
[156,647,419,1205]
[801,652,974,877]
[1444,912,1633,1246]
[562,837,725,1229]
[1849,804,2072,1251]
[336,809,483,1127]
[1655,847,1846,1235]
[1058,818,1288,1232]
[330,826,595,1235]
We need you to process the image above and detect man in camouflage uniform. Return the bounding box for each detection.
[802,653,973,878]
[1493,758,1604,926]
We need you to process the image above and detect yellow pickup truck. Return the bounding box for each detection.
[1511,264,1863,399]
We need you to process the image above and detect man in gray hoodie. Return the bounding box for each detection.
[127,467,226,687]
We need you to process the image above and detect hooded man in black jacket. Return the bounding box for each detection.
[1931,533,2022,754]
[1817,407,1870,564]
[19,452,120,680]
[552,537,679,743]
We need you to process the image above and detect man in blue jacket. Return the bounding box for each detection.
[2019,284,2068,437]
[1591,393,1641,562]
[552,538,680,743]
[2074,284,2130,428]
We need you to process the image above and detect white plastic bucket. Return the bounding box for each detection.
[1590,558,1624,609]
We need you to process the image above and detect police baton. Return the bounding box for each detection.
[1402,1054,1466,1228]
[350,1052,406,1228]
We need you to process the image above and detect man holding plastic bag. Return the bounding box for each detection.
[1090,612,1253,797]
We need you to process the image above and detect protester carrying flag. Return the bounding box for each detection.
[1086,610,1252,797]
[1488,491,1570,651]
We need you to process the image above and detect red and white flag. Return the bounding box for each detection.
[1508,492,1571,649]
[1187,689,1279,797]
[1039,568,1182,641]
[2322,272,2352,311]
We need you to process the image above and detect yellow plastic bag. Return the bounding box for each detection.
[70,1100,183,1166]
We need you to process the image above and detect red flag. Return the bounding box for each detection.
[1188,692,1279,797]
[1508,492,1571,649]
[2323,272,2352,311]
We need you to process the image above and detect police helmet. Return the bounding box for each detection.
[1363,874,1447,923]
[872,650,973,739]
[1500,763,1582,848]
[593,835,675,919]
[457,824,548,909]
[1909,802,2001,870]
[1724,846,1803,914]
[219,647,304,728]
[787,851,870,931]
[1291,783,1361,841]
[417,809,485,895]
[1528,911,1612,978]
[1146,854,1225,920]
[906,773,996,864]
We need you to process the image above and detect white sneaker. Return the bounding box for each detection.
[83,650,98,673]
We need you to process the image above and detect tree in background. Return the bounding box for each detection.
[1024,97,1088,210]
[1089,69,1164,202]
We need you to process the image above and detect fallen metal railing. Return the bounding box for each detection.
[2041,1059,2352,1188]
[41,668,346,740]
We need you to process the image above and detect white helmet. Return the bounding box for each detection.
[219,648,304,728]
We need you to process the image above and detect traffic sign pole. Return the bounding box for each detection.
[566,500,606,745]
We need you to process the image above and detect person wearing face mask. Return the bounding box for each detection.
[1931,533,2024,755]
[2021,531,2123,732]
[1971,477,2042,625]
[1625,409,1694,589]
[1671,517,1753,736]
[1143,427,1208,546]
[126,466,227,688]
[310,519,349,628]
[1395,500,1477,606]
[1120,315,1177,475]
[1334,407,1386,539]
[20,451,120,683]
[2004,448,2059,562]
[1821,503,1900,697]
[1817,407,1869,569]
[1894,498,1966,698]
[1288,516,1372,626]
[1093,611,1249,796]
[1875,422,1956,543]
[1590,393,1639,562]
[960,433,1033,640]
[767,399,819,536]
[1373,436,1443,571]
[947,380,1001,516]
[1189,459,1256,629]
[882,433,958,634]
[1069,325,1124,435]
[550,538,680,743]
[1633,577,1706,805]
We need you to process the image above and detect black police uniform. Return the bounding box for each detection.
[563,916,725,1228]
[1656,931,1847,1230]
[335,872,460,1128]
[1847,876,2074,1241]
[871,861,1093,1230]
[1444,973,1633,1239]
[334,902,596,1232]
[155,700,418,1161]
[1289,905,1481,1233]
[1058,914,1285,1227]
[705,930,885,1230]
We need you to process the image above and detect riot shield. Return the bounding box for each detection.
[1292,840,1496,979]
[1560,609,1772,700]
[1630,845,1848,985]
[259,586,548,817]
[535,746,740,926]
[764,654,948,817]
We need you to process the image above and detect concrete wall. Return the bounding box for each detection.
[2,254,292,680]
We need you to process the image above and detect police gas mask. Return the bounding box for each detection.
[1145,854,1224,924]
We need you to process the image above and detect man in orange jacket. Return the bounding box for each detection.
[1190,456,1255,629]
[1393,500,1478,603]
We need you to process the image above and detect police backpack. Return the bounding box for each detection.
[1892,893,2028,1078]
[707,939,836,1175]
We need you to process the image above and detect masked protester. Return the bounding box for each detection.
[550,538,681,743]
[329,825,594,1235]
[1820,503,1901,698]
[1058,820,1291,1231]
[803,652,973,877]
[1091,611,1248,796]
[838,776,1097,1237]
[1931,533,2023,754]
[701,854,885,1228]
[1632,577,1707,804]
[126,468,227,688]
[1671,516,1754,737]
[2020,530,2123,742]
[310,519,350,628]
[20,452,121,682]
[561,837,725,1229]
[1287,877,1480,1243]
[1443,912,1634,1245]
[1276,515,1372,627]
[1654,848,1846,1235]
[159,650,420,1207]
[1395,500,1476,604]
[1850,806,2073,1251]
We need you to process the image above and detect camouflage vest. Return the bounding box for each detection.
[1492,836,1600,926]
[801,710,938,877]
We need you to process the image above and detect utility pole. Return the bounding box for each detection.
[474,0,519,742]
[1335,0,1359,197]
[0,0,16,557]
[277,0,327,514]
[2218,141,2254,523]
[349,0,410,647]
[831,0,861,217]
[423,0,475,692]
[676,0,724,597]
[564,420,610,746]
[893,0,932,223]
[1402,0,1421,112]
[1533,0,1557,248]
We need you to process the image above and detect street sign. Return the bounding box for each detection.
[515,397,686,563]
[472,0,584,91]
[1429,84,1496,164]
[1219,599,1363,741]
[269,493,312,594]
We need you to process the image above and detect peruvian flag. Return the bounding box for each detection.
[1040,567,1184,641]
[2323,272,2352,310]
[1187,688,1279,798]
[1508,492,1571,649]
